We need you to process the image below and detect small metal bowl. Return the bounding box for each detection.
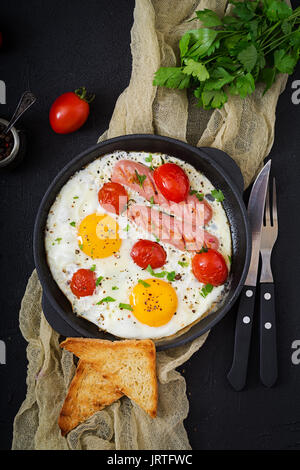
[0,118,26,169]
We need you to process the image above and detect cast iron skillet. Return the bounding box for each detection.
[34,134,251,350]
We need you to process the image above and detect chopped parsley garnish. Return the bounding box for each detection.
[167,271,176,282]
[228,255,232,264]
[70,221,76,227]
[146,265,166,278]
[146,265,178,282]
[178,260,189,268]
[190,189,204,201]
[96,276,103,286]
[138,279,151,288]
[79,244,83,250]
[73,196,79,199]
[197,245,209,254]
[97,296,116,305]
[149,196,155,205]
[123,224,130,232]
[135,170,147,188]
[119,303,133,311]
[211,189,224,202]
[200,284,213,298]
[112,286,119,290]
[55,238,62,244]
[145,154,153,169]
[90,264,96,271]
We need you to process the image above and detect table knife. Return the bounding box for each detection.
[227,160,271,391]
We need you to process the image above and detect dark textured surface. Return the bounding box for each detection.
[0,0,300,451]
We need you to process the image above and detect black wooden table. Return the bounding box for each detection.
[0,0,300,450]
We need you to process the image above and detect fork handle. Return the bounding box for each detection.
[260,283,278,387]
[227,285,256,391]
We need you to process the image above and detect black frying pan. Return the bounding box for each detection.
[33,134,251,350]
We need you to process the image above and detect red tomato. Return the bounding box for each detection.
[153,163,190,203]
[70,269,96,298]
[192,249,228,286]
[98,182,128,215]
[131,239,167,269]
[49,87,94,134]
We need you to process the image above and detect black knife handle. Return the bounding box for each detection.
[227,285,256,391]
[260,283,277,387]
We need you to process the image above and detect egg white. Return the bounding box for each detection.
[45,151,232,339]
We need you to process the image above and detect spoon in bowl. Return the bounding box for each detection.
[3,91,36,135]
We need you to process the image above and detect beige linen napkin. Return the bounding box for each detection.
[13,0,287,450]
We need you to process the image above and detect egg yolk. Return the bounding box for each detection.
[78,213,122,259]
[130,278,177,327]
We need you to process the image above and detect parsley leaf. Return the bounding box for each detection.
[167,271,176,282]
[90,264,96,271]
[237,44,258,73]
[195,9,222,27]
[202,90,228,109]
[96,276,103,286]
[190,189,204,201]
[211,189,225,202]
[112,286,119,290]
[153,67,191,89]
[183,59,210,81]
[229,73,255,99]
[70,221,76,227]
[135,170,147,188]
[274,49,297,74]
[178,260,189,268]
[265,1,292,22]
[146,265,166,278]
[138,279,151,288]
[96,296,116,305]
[119,303,133,311]
[200,283,213,298]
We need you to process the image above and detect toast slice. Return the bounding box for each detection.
[60,338,158,418]
[59,360,123,436]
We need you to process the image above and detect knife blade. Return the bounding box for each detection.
[227,160,271,391]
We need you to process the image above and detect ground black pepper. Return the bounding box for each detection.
[0,123,14,161]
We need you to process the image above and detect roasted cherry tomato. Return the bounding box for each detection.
[153,163,190,203]
[192,249,228,286]
[49,87,94,134]
[98,182,128,215]
[131,239,167,269]
[70,268,96,298]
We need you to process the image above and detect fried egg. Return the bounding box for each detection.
[45,151,232,339]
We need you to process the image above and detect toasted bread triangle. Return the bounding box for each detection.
[59,360,123,436]
[60,338,158,418]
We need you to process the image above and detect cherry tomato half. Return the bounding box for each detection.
[131,239,167,269]
[98,182,128,215]
[70,269,96,298]
[192,249,228,286]
[153,163,190,203]
[49,87,94,134]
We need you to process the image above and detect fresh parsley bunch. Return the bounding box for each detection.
[153,0,300,109]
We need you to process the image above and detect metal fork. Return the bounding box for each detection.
[259,178,278,387]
